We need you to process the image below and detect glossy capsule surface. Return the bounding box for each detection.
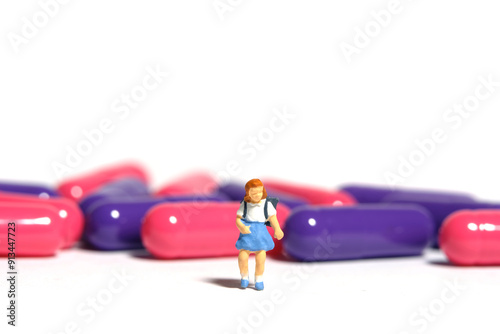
[340,184,475,204]
[79,178,149,214]
[217,182,308,209]
[263,179,356,206]
[440,210,500,266]
[142,202,289,259]
[84,193,229,250]
[282,204,433,261]
[155,172,217,197]
[0,181,59,198]
[0,203,64,256]
[383,194,500,247]
[58,162,148,201]
[0,192,83,249]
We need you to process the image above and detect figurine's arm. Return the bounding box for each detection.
[236,215,251,234]
[267,215,284,240]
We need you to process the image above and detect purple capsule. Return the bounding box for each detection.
[218,182,307,209]
[84,193,229,250]
[270,193,308,210]
[0,180,59,198]
[79,178,150,214]
[340,184,475,204]
[383,193,500,247]
[282,204,433,261]
[212,182,244,200]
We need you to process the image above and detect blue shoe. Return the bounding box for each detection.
[241,279,249,289]
[255,281,264,291]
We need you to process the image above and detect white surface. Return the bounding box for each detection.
[2,0,500,333]
[6,248,500,334]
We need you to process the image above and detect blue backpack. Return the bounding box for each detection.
[240,197,279,227]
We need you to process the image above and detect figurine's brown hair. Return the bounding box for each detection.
[244,179,267,203]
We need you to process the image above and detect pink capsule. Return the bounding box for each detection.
[263,179,356,206]
[440,210,500,266]
[58,162,148,201]
[142,202,289,259]
[155,172,217,197]
[0,203,64,256]
[0,192,83,249]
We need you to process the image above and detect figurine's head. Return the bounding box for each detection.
[244,179,267,203]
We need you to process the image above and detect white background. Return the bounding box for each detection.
[1,1,500,333]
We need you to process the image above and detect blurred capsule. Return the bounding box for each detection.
[0,203,64,256]
[263,179,356,206]
[340,184,475,204]
[58,162,148,201]
[440,210,500,266]
[0,181,59,198]
[155,171,217,197]
[218,181,307,209]
[282,204,433,261]
[0,192,83,249]
[84,193,229,250]
[79,178,149,214]
[142,202,289,259]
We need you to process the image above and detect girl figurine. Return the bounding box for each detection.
[235,179,284,290]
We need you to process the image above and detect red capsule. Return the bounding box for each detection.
[0,203,64,256]
[155,172,217,197]
[58,162,148,201]
[0,192,83,249]
[142,202,289,259]
[263,179,356,206]
[440,210,500,266]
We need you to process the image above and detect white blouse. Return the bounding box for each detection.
[236,199,277,222]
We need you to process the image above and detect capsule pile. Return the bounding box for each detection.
[1,162,499,266]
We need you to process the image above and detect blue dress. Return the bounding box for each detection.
[235,219,274,252]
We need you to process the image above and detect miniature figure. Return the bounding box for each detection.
[235,179,284,290]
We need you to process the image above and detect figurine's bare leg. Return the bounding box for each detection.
[238,250,250,276]
[255,250,266,276]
